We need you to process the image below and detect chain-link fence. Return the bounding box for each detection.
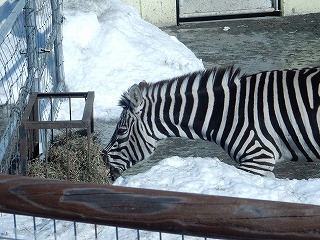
[0,0,64,174]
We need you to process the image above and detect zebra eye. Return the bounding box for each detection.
[117,127,128,135]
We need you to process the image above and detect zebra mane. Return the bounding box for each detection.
[144,66,242,89]
[119,93,131,109]
[118,66,242,109]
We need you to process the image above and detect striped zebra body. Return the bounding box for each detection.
[104,66,320,180]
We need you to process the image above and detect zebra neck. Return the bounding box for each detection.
[143,79,232,144]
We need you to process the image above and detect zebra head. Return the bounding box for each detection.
[104,84,157,180]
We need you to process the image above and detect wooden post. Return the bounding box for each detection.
[0,174,320,239]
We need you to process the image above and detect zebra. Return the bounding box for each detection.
[103,66,320,180]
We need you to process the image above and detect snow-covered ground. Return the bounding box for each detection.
[1,0,320,239]
[60,0,203,120]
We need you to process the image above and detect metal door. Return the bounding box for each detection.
[178,0,279,19]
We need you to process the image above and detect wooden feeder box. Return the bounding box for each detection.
[19,92,94,176]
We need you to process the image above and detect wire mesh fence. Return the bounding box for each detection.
[0,213,214,240]
[0,0,28,174]
[0,0,64,174]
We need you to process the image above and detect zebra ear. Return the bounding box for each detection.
[128,84,143,108]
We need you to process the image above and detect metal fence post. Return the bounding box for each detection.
[24,0,39,93]
[51,0,65,91]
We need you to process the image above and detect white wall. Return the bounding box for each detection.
[281,0,320,16]
[122,0,320,26]
[180,0,274,18]
[122,0,176,26]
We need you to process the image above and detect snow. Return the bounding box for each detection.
[115,157,320,205]
[1,0,320,239]
[60,0,203,120]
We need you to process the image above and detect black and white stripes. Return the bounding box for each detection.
[104,66,320,179]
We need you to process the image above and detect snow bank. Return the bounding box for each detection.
[115,156,320,205]
[62,0,203,120]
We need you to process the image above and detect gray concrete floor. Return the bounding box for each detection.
[163,14,320,73]
[102,14,320,180]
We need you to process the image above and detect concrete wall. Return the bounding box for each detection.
[281,0,320,16]
[122,0,320,26]
[122,0,176,26]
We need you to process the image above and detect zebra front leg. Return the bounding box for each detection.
[238,157,276,178]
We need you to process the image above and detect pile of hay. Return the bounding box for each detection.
[27,130,112,184]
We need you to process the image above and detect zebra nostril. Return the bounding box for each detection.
[109,167,122,181]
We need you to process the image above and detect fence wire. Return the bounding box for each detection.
[0,0,65,174]
[0,0,27,174]
[0,213,214,240]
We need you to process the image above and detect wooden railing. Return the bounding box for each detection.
[1,174,320,239]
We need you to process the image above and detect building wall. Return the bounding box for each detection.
[122,0,320,26]
[281,0,320,16]
[122,0,176,26]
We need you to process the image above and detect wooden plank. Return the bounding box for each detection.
[0,174,320,239]
[24,120,87,129]
[21,93,37,123]
[36,92,89,98]
[82,91,94,122]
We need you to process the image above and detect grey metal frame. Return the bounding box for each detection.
[178,0,281,20]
